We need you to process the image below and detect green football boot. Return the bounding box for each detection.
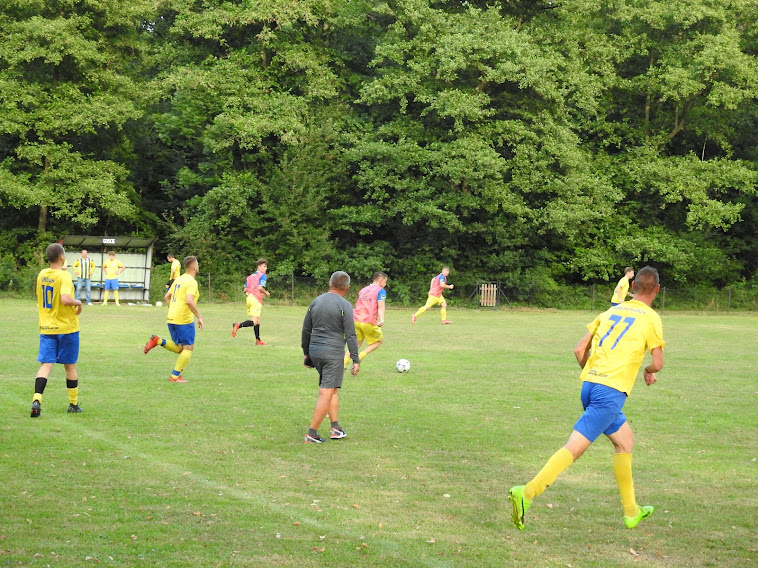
[509,485,531,530]
[624,505,654,529]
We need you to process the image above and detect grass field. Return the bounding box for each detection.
[1,299,756,567]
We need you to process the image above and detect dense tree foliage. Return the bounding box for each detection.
[1,0,756,301]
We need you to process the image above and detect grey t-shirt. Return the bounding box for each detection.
[302,292,360,362]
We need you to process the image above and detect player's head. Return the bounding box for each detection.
[46,243,65,264]
[108,251,116,258]
[625,266,634,278]
[373,271,388,286]
[329,271,351,292]
[256,258,268,273]
[167,253,175,261]
[183,256,198,272]
[441,266,450,276]
[632,266,659,295]
[81,249,88,257]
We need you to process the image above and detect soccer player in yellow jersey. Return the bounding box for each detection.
[509,266,664,530]
[166,253,181,291]
[31,243,84,417]
[101,251,125,306]
[611,266,635,306]
[143,256,204,382]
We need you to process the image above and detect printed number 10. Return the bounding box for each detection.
[599,314,636,349]
[41,285,54,309]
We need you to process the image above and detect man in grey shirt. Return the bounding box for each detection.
[302,271,360,443]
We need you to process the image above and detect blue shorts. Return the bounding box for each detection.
[104,278,119,290]
[573,382,627,442]
[168,323,195,346]
[37,332,80,365]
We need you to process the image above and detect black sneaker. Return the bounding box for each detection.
[67,403,83,413]
[30,400,41,418]
[305,433,326,443]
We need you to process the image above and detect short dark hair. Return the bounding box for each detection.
[183,256,198,270]
[373,271,388,281]
[46,243,65,263]
[634,266,659,294]
[167,253,175,260]
[624,266,634,274]
[256,258,268,268]
[329,271,350,290]
[108,250,116,256]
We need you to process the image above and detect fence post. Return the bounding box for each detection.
[728,287,732,313]
[291,272,295,306]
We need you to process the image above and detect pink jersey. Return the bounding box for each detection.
[353,283,386,324]
[245,271,267,302]
[428,273,446,297]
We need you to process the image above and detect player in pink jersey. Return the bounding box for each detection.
[232,259,270,345]
[412,266,454,324]
[344,272,388,367]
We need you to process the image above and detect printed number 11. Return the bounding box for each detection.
[599,314,636,349]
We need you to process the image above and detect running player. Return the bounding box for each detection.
[412,266,454,324]
[30,243,84,417]
[232,259,270,345]
[611,267,635,306]
[509,266,664,530]
[344,272,387,367]
[143,256,205,382]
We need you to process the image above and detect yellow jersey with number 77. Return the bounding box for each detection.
[580,300,664,396]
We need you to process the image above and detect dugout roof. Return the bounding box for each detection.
[61,235,154,250]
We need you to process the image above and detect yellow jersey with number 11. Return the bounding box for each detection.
[167,273,200,325]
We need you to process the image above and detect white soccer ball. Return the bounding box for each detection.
[155,301,163,307]
[396,359,411,373]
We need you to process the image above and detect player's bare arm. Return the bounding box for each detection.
[61,293,83,315]
[574,331,593,369]
[186,294,204,330]
[644,347,663,385]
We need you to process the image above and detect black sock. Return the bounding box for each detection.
[66,379,78,389]
[330,421,340,429]
[239,320,254,328]
[35,377,48,395]
[308,428,318,438]
[254,324,261,340]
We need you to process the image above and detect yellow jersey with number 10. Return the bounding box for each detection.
[167,273,200,325]
[37,268,79,334]
[580,300,664,396]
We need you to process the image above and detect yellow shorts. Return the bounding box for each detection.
[355,321,383,345]
[423,294,445,309]
[246,294,263,318]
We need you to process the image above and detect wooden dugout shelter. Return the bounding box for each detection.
[61,235,155,303]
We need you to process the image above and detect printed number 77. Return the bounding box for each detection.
[598,314,636,349]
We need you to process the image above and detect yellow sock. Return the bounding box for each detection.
[33,393,42,403]
[68,387,79,405]
[114,290,120,305]
[440,306,447,320]
[359,351,367,361]
[102,290,110,303]
[414,307,426,318]
[524,447,574,501]
[344,353,351,366]
[174,349,192,374]
[613,453,638,517]
[161,338,181,353]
